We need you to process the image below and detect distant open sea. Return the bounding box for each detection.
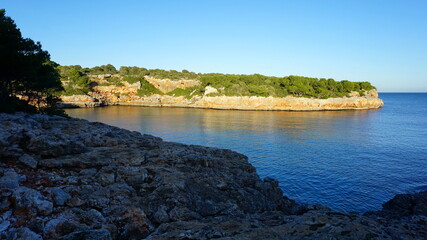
[66,93,427,213]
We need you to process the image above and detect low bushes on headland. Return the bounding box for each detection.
[59,64,376,99]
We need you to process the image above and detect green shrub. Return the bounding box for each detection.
[106,77,124,87]
[197,74,376,98]
[137,79,163,96]
[59,66,92,96]
[88,64,117,75]
[118,66,199,80]
[123,76,142,84]
[167,86,204,99]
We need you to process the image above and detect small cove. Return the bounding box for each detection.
[66,93,427,213]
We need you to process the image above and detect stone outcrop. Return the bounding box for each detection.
[117,93,384,111]
[60,75,384,110]
[185,91,383,111]
[203,86,219,96]
[61,89,384,111]
[144,77,201,93]
[0,113,425,239]
[366,191,427,218]
[59,95,102,108]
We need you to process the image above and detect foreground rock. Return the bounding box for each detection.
[0,113,425,239]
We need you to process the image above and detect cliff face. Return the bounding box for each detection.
[144,76,201,93]
[179,90,383,111]
[0,113,425,239]
[60,75,384,110]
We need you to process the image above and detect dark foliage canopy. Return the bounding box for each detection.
[0,9,63,114]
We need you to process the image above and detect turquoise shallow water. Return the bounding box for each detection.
[66,93,427,213]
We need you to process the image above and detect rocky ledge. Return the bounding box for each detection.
[0,113,425,239]
[60,81,384,111]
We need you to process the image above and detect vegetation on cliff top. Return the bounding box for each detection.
[0,9,64,115]
[198,74,375,98]
[60,64,376,99]
[136,79,163,96]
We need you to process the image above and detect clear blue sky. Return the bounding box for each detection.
[2,0,427,92]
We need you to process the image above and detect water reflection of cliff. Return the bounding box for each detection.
[67,106,380,147]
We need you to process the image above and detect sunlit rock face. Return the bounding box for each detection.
[59,95,102,108]
[144,76,201,93]
[60,75,384,110]
[191,91,383,110]
[60,74,384,110]
[61,81,384,111]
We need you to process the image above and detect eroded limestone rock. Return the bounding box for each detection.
[58,74,384,111]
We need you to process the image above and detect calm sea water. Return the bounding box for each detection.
[66,93,427,213]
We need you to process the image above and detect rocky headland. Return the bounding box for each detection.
[1,113,425,240]
[60,75,384,111]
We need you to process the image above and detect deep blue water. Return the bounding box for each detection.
[66,93,427,213]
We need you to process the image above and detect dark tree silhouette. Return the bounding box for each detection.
[0,9,64,114]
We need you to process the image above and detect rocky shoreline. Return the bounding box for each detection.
[0,113,425,239]
[60,92,384,111]
[59,76,384,111]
